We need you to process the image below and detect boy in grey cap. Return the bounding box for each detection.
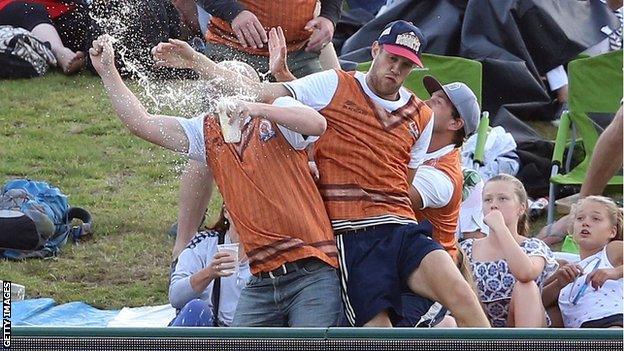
[402,76,480,327]
[409,75,480,262]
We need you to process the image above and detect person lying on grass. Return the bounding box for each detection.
[542,196,623,328]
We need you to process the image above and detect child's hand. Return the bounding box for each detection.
[553,263,583,288]
[483,210,506,232]
[89,34,116,77]
[586,267,618,290]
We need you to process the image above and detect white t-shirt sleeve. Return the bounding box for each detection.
[411,165,454,209]
[283,69,339,111]
[408,114,434,169]
[175,115,206,164]
[272,96,319,150]
[546,65,568,91]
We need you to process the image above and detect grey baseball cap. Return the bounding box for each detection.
[423,76,480,136]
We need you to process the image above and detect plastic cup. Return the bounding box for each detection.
[0,281,25,301]
[217,100,242,143]
[216,243,239,275]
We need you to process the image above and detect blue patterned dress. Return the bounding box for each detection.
[460,238,558,327]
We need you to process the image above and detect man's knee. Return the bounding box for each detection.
[181,299,210,314]
[444,278,480,309]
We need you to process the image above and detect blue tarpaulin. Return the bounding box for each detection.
[11,298,119,326]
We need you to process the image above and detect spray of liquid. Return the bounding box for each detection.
[89,0,259,117]
[88,0,262,179]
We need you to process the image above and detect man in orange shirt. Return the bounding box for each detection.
[152,21,489,328]
[409,77,480,262]
[172,0,342,258]
[90,36,342,327]
[199,0,341,78]
[400,77,481,327]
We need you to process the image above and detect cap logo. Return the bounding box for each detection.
[447,83,461,90]
[380,27,392,37]
[396,32,420,52]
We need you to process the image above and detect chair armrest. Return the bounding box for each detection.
[473,111,490,165]
[551,111,571,166]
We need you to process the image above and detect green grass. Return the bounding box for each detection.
[0,72,221,309]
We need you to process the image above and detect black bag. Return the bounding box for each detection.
[0,25,57,79]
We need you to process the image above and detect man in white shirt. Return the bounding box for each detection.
[90,35,343,327]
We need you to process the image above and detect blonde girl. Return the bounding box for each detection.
[542,196,623,328]
[460,174,558,327]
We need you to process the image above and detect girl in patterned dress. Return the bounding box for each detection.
[542,196,623,328]
[460,174,558,327]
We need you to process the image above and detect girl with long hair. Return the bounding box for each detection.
[460,174,558,327]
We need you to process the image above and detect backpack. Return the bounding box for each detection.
[0,179,92,260]
[0,26,57,79]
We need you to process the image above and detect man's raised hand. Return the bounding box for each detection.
[268,27,294,81]
[152,39,198,69]
[89,34,116,77]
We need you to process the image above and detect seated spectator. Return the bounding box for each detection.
[0,0,87,74]
[461,174,558,327]
[169,207,251,327]
[542,196,623,328]
[546,0,622,114]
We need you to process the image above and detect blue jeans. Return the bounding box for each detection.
[231,259,342,327]
[170,299,214,327]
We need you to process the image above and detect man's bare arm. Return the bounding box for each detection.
[152,39,290,103]
[91,36,189,153]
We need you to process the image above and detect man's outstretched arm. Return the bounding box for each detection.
[152,39,290,103]
[90,35,189,153]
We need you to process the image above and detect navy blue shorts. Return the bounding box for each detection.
[395,294,446,327]
[336,222,443,326]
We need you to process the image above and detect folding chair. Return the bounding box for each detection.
[473,111,491,171]
[547,50,623,232]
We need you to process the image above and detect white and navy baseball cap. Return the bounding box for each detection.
[423,76,480,136]
[378,20,427,68]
